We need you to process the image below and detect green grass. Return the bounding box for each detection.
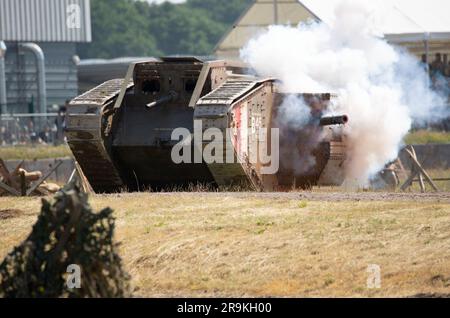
[0,144,72,160]
[405,130,450,145]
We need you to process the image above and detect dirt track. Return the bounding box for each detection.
[120,191,450,203]
[236,191,450,202]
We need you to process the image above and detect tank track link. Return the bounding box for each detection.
[195,79,267,190]
[66,79,130,193]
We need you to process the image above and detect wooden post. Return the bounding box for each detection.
[405,148,438,191]
[400,146,439,192]
[67,168,77,184]
[0,180,21,196]
[410,146,425,192]
[74,161,94,194]
[26,160,63,196]
[20,170,26,196]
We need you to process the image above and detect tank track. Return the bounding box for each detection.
[195,79,267,190]
[66,79,131,193]
[317,140,346,186]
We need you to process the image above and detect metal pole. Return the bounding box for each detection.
[424,33,430,87]
[0,41,7,122]
[19,43,47,129]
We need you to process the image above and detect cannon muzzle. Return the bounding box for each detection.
[319,115,348,126]
[146,91,178,109]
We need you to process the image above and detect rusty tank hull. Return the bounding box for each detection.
[194,82,347,190]
[66,57,347,193]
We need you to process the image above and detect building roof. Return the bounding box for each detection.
[215,0,312,57]
[0,0,91,43]
[300,0,450,42]
[215,0,450,57]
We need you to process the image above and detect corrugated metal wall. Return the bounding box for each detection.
[0,0,91,42]
[4,42,78,113]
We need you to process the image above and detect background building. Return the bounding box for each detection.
[0,0,91,116]
[214,0,450,61]
[77,57,156,93]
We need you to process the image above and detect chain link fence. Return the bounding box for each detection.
[0,112,66,146]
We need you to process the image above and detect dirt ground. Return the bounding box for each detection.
[1,191,450,297]
[194,191,450,202]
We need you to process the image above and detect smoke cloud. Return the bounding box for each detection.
[276,94,319,175]
[240,0,448,185]
[277,94,312,129]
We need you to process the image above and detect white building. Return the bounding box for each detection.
[214,0,450,61]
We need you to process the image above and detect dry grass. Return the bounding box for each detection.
[407,169,450,192]
[1,193,450,297]
[0,144,72,160]
[405,130,450,145]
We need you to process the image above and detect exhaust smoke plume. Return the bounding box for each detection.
[241,0,448,185]
[276,94,319,175]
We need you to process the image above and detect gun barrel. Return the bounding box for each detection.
[146,91,178,109]
[319,115,348,126]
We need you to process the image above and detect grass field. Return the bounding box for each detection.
[404,130,450,144]
[404,169,450,192]
[0,144,72,160]
[1,193,450,297]
[0,129,448,160]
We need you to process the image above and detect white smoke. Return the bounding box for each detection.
[240,0,448,185]
[276,94,318,174]
[277,94,311,129]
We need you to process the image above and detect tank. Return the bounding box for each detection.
[66,57,348,193]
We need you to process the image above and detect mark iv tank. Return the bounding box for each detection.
[66,57,348,193]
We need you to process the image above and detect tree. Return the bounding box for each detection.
[77,0,254,58]
[147,3,226,55]
[187,0,253,25]
[78,0,161,59]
